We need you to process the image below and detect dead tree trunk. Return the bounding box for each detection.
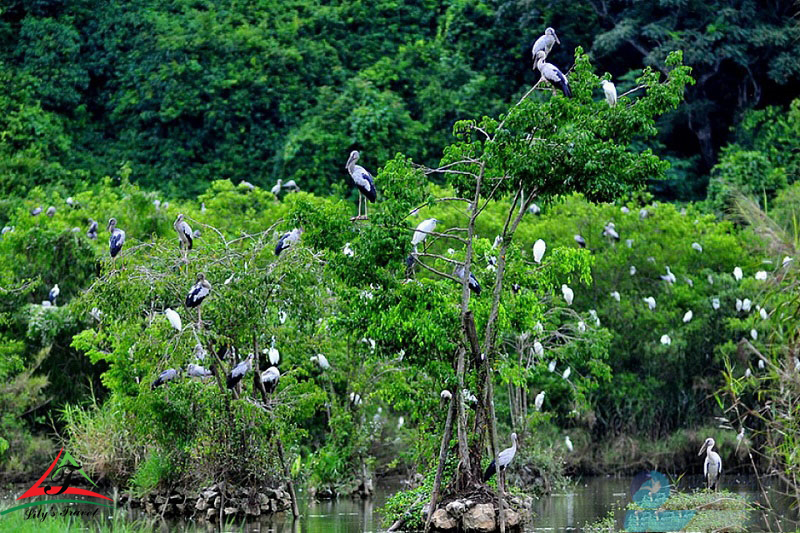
[424,393,457,533]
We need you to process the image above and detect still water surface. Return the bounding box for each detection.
[3,476,798,532]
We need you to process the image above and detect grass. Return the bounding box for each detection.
[0,506,156,533]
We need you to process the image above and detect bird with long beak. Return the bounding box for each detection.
[699,437,722,490]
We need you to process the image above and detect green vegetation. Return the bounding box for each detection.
[1,0,799,530]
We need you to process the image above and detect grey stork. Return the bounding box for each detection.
[87,218,98,239]
[48,284,60,306]
[260,366,280,394]
[574,234,586,248]
[31,206,43,216]
[699,437,721,490]
[46,206,56,217]
[346,150,377,219]
[275,228,303,256]
[534,50,571,98]
[454,265,481,295]
[531,27,559,62]
[185,273,211,308]
[174,214,193,252]
[107,218,126,261]
[483,433,518,481]
[151,368,180,389]
[227,354,253,389]
[187,363,213,378]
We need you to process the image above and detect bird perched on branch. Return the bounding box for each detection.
[531,27,559,61]
[48,284,60,306]
[107,218,126,259]
[227,354,253,389]
[261,366,280,394]
[87,218,98,240]
[454,265,481,295]
[346,150,377,219]
[185,273,211,308]
[412,218,439,253]
[174,214,193,252]
[534,50,571,98]
[152,368,180,389]
[483,433,518,482]
[601,80,617,106]
[275,228,303,256]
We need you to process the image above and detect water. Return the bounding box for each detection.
[3,476,798,531]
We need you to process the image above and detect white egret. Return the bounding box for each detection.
[343,242,354,257]
[412,218,439,253]
[311,354,331,370]
[750,329,758,340]
[610,291,620,302]
[643,296,656,310]
[562,367,571,379]
[660,334,671,345]
[565,436,574,452]
[533,341,544,357]
[548,360,556,373]
[758,359,765,370]
[683,310,693,323]
[733,267,743,281]
[534,391,545,411]
[601,80,617,106]
[742,299,751,312]
[165,308,182,331]
[533,239,546,263]
[268,337,280,366]
[561,284,574,306]
[712,298,720,310]
[691,242,703,252]
[759,308,768,320]
[735,299,743,312]
[755,271,767,281]
[630,265,636,275]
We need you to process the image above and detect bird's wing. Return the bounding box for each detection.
[352,167,374,191]
[704,456,709,477]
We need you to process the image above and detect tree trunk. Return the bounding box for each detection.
[424,394,456,532]
[486,368,506,533]
[277,439,300,519]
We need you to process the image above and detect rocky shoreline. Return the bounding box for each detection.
[121,482,293,521]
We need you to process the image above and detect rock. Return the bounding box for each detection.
[245,502,261,516]
[155,495,167,505]
[431,508,457,530]
[202,489,218,500]
[463,503,496,532]
[176,503,185,513]
[169,493,183,503]
[464,499,476,509]
[445,500,466,518]
[506,509,521,528]
[195,498,208,511]
[258,493,270,511]
[213,496,222,509]
[206,508,217,520]
[223,506,238,516]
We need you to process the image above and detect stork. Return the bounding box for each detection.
[31,207,43,216]
[46,206,56,217]
[187,364,213,378]
[601,80,617,106]
[346,150,377,219]
[412,218,439,253]
[454,265,481,295]
[87,219,98,239]
[534,50,571,97]
[533,239,546,263]
[185,273,211,308]
[483,433,518,482]
[275,228,303,256]
[107,218,126,261]
[574,235,586,248]
[271,179,283,196]
[692,242,703,252]
[699,437,722,490]
[48,284,60,306]
[151,368,180,389]
[261,366,280,394]
[282,179,300,192]
[531,27,559,61]
[226,354,253,389]
[174,214,193,256]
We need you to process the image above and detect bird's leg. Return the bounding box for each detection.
[364,199,368,219]
[358,194,363,219]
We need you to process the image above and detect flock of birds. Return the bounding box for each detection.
[6,26,791,494]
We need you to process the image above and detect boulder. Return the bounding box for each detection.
[206,508,217,520]
[445,500,466,518]
[463,503,496,533]
[505,509,521,528]
[195,498,208,512]
[431,508,457,531]
[223,506,238,516]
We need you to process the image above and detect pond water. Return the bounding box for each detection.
[2,475,798,532]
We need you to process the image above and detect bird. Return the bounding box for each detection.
[660,334,671,345]
[621,206,630,214]
[483,433,518,482]
[534,50,571,98]
[699,437,722,490]
[782,256,793,267]
[187,363,213,378]
[630,266,636,275]
[261,366,280,394]
[86,219,98,239]
[165,308,182,331]
[533,341,544,357]
[758,359,765,370]
[639,209,649,219]
[174,214,194,251]
[346,151,377,219]
[683,310,693,323]
[610,291,620,302]
[282,179,299,192]
[527,203,541,215]
[239,180,255,190]
[684,277,694,287]
[561,284,574,306]
[278,310,287,324]
[268,337,280,366]
[194,343,207,360]
[759,308,768,320]
[531,27,559,60]
[311,354,331,370]
[454,265,481,295]
[742,299,752,312]
[692,242,703,252]
[46,206,56,217]
[574,235,586,248]
[602,222,620,241]
[270,179,283,196]
[1,225,13,236]
[48,284,60,306]
[589,309,600,326]
[31,207,42,216]
[533,239,546,263]
[66,197,76,208]
[577,321,586,332]
[755,271,767,281]
[736,299,743,312]
[565,436,574,452]
[733,267,743,281]
[412,218,439,253]
[601,80,617,106]
[548,360,556,373]
[343,242,355,257]
[226,354,254,389]
[151,368,180,389]
[185,273,211,308]
[751,329,758,340]
[275,228,303,256]
[107,218,126,258]
[534,391,545,411]
[492,235,503,250]
[661,267,676,284]
[440,389,452,402]
[349,391,363,407]
[625,239,633,248]
[562,367,571,379]
[745,368,752,378]
[643,296,656,310]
